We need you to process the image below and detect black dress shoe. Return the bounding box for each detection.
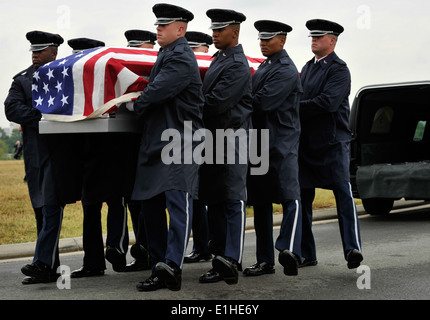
[298,259,318,268]
[346,249,363,269]
[243,262,275,276]
[155,262,182,291]
[125,244,151,272]
[212,255,239,285]
[130,244,150,262]
[21,261,52,282]
[136,274,166,292]
[199,268,222,283]
[278,250,299,276]
[71,266,105,278]
[22,273,59,285]
[123,259,151,272]
[184,252,212,263]
[105,246,126,272]
[22,276,36,285]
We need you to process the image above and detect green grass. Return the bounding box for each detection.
[0,160,359,245]
[0,160,130,245]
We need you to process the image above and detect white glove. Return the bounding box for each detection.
[125,101,134,112]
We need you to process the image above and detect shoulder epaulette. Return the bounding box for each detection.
[173,44,186,53]
[334,58,347,66]
[233,53,246,64]
[13,66,32,80]
[280,57,290,65]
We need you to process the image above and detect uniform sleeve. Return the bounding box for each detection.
[133,52,193,119]
[253,68,298,112]
[300,63,350,116]
[4,78,42,128]
[203,62,250,116]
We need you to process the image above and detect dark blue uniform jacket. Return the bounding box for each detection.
[299,51,352,188]
[131,36,204,200]
[199,44,253,205]
[5,65,83,206]
[247,49,302,204]
[5,65,46,207]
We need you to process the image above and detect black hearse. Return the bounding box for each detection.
[349,81,430,215]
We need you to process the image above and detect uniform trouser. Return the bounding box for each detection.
[33,205,63,269]
[301,182,362,261]
[33,207,44,237]
[190,200,210,256]
[127,199,147,249]
[82,197,129,269]
[142,190,193,270]
[275,200,302,258]
[253,200,302,265]
[207,200,246,264]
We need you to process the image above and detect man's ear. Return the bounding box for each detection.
[177,22,187,37]
[51,48,58,61]
[232,28,239,40]
[280,36,286,47]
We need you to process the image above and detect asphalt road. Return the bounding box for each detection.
[0,202,429,314]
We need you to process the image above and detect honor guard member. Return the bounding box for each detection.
[185,31,213,53]
[123,30,156,272]
[183,30,213,264]
[299,19,363,269]
[125,29,157,48]
[64,38,134,278]
[245,20,303,277]
[67,37,104,53]
[131,3,204,292]
[198,9,252,285]
[5,31,66,284]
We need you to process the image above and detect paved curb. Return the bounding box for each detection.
[0,206,365,261]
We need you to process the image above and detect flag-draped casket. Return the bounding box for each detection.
[32,47,264,205]
[32,47,264,122]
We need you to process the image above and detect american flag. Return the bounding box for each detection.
[32,47,263,121]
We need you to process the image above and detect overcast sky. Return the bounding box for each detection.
[1,0,429,129]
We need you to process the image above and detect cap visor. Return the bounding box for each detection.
[29,45,49,52]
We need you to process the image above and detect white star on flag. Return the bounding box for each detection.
[43,82,49,94]
[55,81,63,92]
[34,96,43,107]
[31,84,38,92]
[61,67,69,78]
[47,69,55,80]
[48,96,55,107]
[59,59,68,65]
[61,94,69,106]
[33,71,40,81]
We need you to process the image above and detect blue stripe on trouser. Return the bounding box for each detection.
[223,200,246,263]
[142,191,193,270]
[106,197,129,254]
[332,182,362,257]
[301,182,362,261]
[165,190,192,269]
[275,200,302,257]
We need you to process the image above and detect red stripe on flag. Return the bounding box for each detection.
[104,59,153,104]
[104,58,124,105]
[83,48,159,116]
